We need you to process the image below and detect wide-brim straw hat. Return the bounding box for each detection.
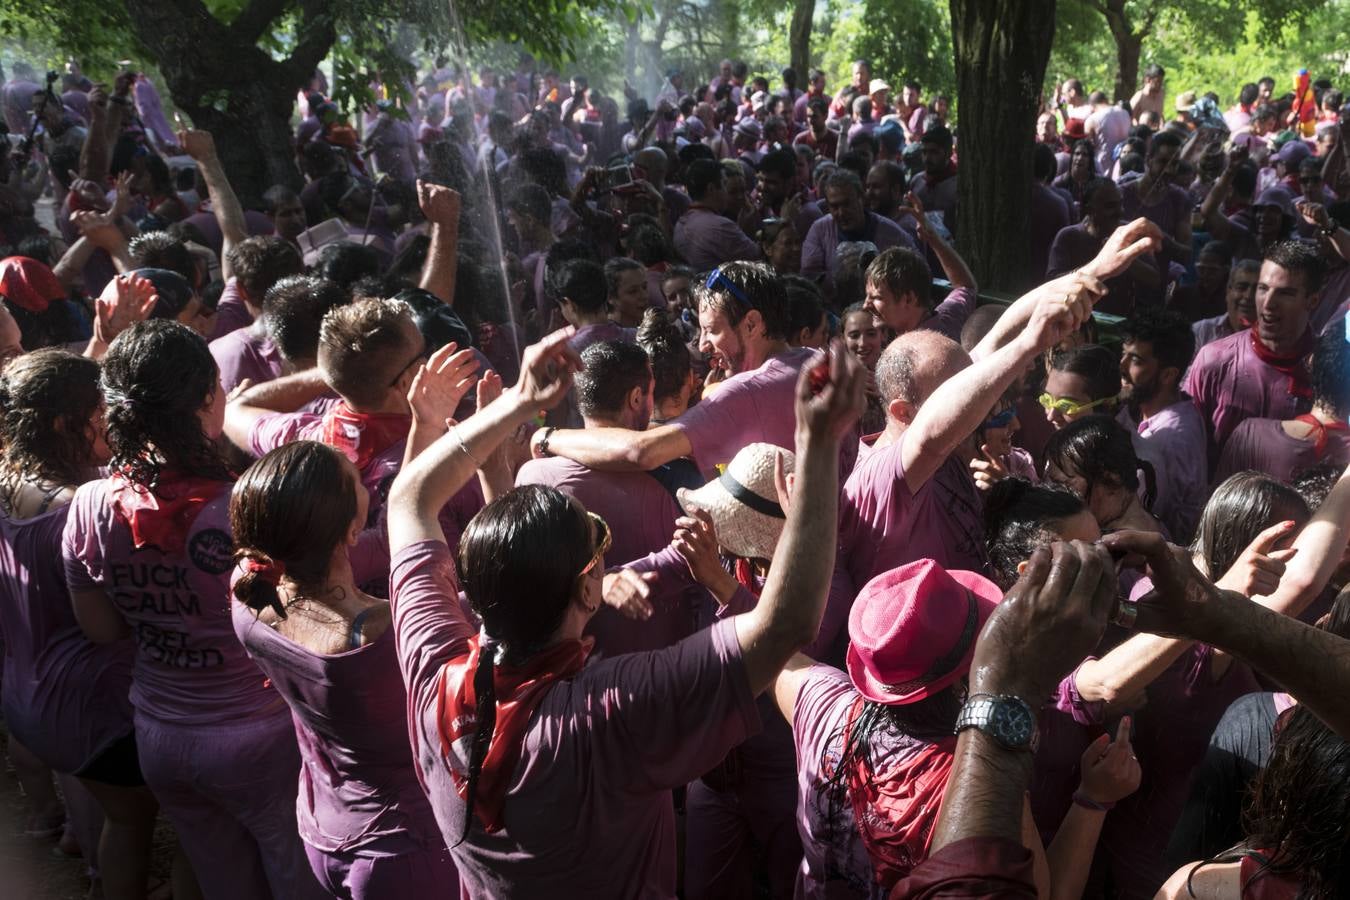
[676,443,794,561]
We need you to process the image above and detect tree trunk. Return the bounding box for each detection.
[790,0,816,77]
[949,0,1056,292]
[1112,31,1142,103]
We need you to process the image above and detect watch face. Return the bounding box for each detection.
[990,700,1035,747]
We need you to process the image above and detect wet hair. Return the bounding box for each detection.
[985,479,1089,590]
[263,276,349,364]
[226,236,304,302]
[128,231,197,286]
[602,257,644,298]
[1044,417,1155,510]
[1081,177,1117,211]
[395,288,474,356]
[1123,307,1195,374]
[230,441,357,619]
[637,307,691,405]
[519,147,568,198]
[0,350,102,486]
[824,169,865,200]
[313,241,381,290]
[1310,325,1350,420]
[783,275,826,343]
[576,340,650,418]
[624,222,674,267]
[1263,240,1326,295]
[1239,83,1260,107]
[553,259,608,314]
[455,484,595,842]
[1291,464,1340,511]
[317,298,420,407]
[697,261,791,339]
[865,247,933,310]
[1191,472,1310,580]
[922,125,954,152]
[506,183,551,225]
[101,320,229,489]
[759,148,796,182]
[1049,344,1121,406]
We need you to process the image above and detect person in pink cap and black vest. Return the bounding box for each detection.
[769,559,1140,898]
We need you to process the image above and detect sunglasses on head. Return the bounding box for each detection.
[705,266,754,309]
[577,512,612,579]
[984,407,1017,429]
[1038,393,1113,417]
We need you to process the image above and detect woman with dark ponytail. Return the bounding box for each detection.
[384,328,867,897]
[61,319,323,900]
[1042,416,1164,536]
[0,350,150,900]
[229,440,456,899]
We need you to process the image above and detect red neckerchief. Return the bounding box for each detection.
[320,402,411,471]
[435,635,591,833]
[1250,330,1315,398]
[841,698,956,887]
[109,471,230,555]
[1294,414,1349,458]
[734,558,761,597]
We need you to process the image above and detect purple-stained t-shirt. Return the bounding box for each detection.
[207,277,256,342]
[1028,663,1108,844]
[182,209,277,259]
[1191,313,1240,350]
[61,482,284,726]
[1311,262,1350,336]
[800,213,918,286]
[1029,183,1072,282]
[1215,417,1350,486]
[838,444,988,591]
[0,504,134,774]
[1086,106,1131,174]
[1120,179,1191,267]
[922,286,977,343]
[673,206,762,273]
[1183,329,1310,456]
[671,347,859,478]
[231,603,447,859]
[1117,401,1208,544]
[389,540,761,898]
[132,76,177,149]
[1047,223,1160,317]
[210,324,283,396]
[908,171,958,230]
[570,322,635,354]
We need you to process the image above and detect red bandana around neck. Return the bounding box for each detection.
[1250,330,1315,399]
[842,698,957,887]
[320,402,411,471]
[1294,414,1349,459]
[109,471,230,555]
[435,635,591,834]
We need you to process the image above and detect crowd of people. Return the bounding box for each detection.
[0,46,1348,900]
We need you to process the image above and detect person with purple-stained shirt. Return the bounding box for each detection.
[229,442,456,900]
[863,195,977,344]
[516,340,691,659]
[383,324,866,898]
[533,261,858,480]
[61,321,323,900]
[540,259,635,427]
[908,127,958,231]
[1116,309,1208,544]
[210,275,346,396]
[1192,259,1260,350]
[224,300,484,566]
[130,74,179,153]
[363,102,418,188]
[673,159,763,273]
[837,221,1162,590]
[1215,325,1350,485]
[1184,241,1326,462]
[0,351,151,899]
[1,62,40,134]
[1048,177,1162,317]
[1093,463,1350,899]
[801,170,917,289]
[1119,130,1194,269]
[200,235,305,343]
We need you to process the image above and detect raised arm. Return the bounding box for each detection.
[178,128,248,282]
[222,368,329,449]
[417,181,462,304]
[899,272,1104,491]
[899,191,975,290]
[530,419,692,472]
[1252,459,1350,618]
[1198,150,1242,243]
[734,346,866,694]
[388,328,583,552]
[1297,200,1350,262]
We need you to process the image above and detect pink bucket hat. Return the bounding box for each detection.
[846,559,1003,705]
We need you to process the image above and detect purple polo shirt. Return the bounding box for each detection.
[800,213,918,285]
[1215,417,1350,485]
[389,540,760,898]
[1183,330,1310,455]
[62,482,283,726]
[210,324,284,396]
[838,444,989,591]
[672,206,762,272]
[1117,401,1209,544]
[1192,314,1240,350]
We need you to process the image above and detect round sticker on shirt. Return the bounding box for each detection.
[188,528,234,575]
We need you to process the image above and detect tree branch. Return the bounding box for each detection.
[283,0,338,84]
[1139,0,1162,38]
[230,0,292,45]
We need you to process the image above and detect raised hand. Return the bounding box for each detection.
[602,569,658,620]
[794,340,867,444]
[95,272,158,345]
[971,541,1118,702]
[1077,718,1142,805]
[970,443,1011,492]
[897,190,932,243]
[511,327,584,413]
[672,509,739,603]
[176,128,217,161]
[1214,519,1298,597]
[71,209,126,252]
[417,180,462,224]
[1100,530,1224,639]
[1023,270,1106,351]
[1296,199,1332,229]
[67,172,109,212]
[1082,218,1164,281]
[108,171,134,220]
[406,342,480,427]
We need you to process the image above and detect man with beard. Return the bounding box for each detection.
[1117,308,1207,542]
[1193,259,1260,348]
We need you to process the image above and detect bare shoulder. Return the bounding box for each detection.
[1154,860,1240,900]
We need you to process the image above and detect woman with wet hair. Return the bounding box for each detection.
[230,441,456,899]
[636,305,698,427]
[61,320,321,900]
[0,350,151,899]
[1042,416,1163,536]
[384,328,865,896]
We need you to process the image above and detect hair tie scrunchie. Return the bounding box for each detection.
[101,382,136,411]
[244,556,286,586]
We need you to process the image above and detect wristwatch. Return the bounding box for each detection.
[955,694,1039,752]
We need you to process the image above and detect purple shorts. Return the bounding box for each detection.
[304,841,458,900]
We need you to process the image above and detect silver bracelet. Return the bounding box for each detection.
[452,426,486,469]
